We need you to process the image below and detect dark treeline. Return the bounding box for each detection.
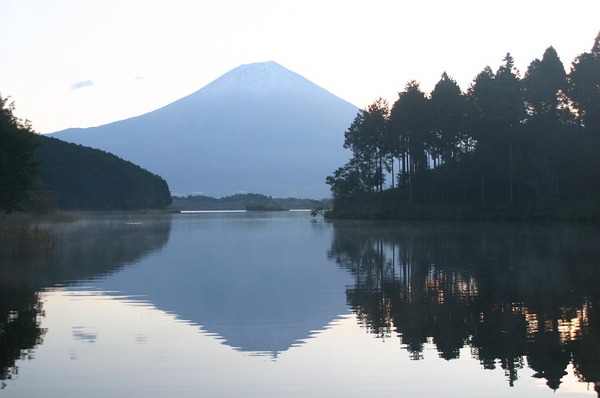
[327,33,600,220]
[171,193,328,211]
[36,136,172,211]
[0,95,40,213]
[1,93,172,213]
[329,221,600,393]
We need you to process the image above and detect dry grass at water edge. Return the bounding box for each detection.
[0,215,56,257]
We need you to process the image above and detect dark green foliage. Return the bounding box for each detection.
[327,32,600,220]
[341,98,390,194]
[568,32,600,134]
[520,46,572,204]
[170,193,327,211]
[523,47,568,119]
[465,54,526,205]
[37,136,172,210]
[245,202,288,211]
[326,99,392,208]
[389,81,430,193]
[0,95,41,212]
[429,72,467,163]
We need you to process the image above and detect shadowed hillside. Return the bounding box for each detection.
[37,136,171,211]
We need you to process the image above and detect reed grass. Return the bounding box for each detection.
[0,215,56,257]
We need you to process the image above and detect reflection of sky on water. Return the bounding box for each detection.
[74,212,355,356]
[7,288,593,398]
[4,213,599,397]
[71,326,97,343]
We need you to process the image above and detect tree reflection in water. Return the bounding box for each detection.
[0,213,172,387]
[328,221,600,394]
[0,288,45,388]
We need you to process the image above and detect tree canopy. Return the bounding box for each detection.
[327,32,600,220]
[0,93,173,212]
[0,95,40,212]
[37,136,172,211]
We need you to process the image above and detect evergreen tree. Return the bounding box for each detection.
[567,32,600,199]
[521,47,572,203]
[429,72,467,163]
[568,32,600,135]
[467,55,525,204]
[342,99,390,193]
[523,47,568,120]
[326,32,600,220]
[389,81,430,202]
[0,95,40,212]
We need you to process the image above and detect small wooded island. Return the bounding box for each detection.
[326,33,600,221]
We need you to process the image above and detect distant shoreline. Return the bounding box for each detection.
[179,209,312,213]
[170,193,330,212]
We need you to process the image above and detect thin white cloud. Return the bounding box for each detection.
[71,80,94,90]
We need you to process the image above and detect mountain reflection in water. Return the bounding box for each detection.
[3,213,600,397]
[87,212,353,356]
[328,221,600,394]
[0,213,172,385]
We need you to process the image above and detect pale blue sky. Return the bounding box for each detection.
[1,0,598,133]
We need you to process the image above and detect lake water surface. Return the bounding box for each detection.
[1,211,600,397]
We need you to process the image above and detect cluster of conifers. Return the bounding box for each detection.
[327,33,600,219]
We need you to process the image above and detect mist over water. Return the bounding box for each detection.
[2,212,599,397]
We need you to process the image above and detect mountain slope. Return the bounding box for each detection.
[50,61,357,198]
[37,136,171,210]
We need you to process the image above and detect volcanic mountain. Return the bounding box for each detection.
[50,61,358,198]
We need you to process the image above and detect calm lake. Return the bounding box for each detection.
[1,211,600,397]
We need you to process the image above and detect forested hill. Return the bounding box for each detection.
[326,32,600,221]
[37,136,171,211]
